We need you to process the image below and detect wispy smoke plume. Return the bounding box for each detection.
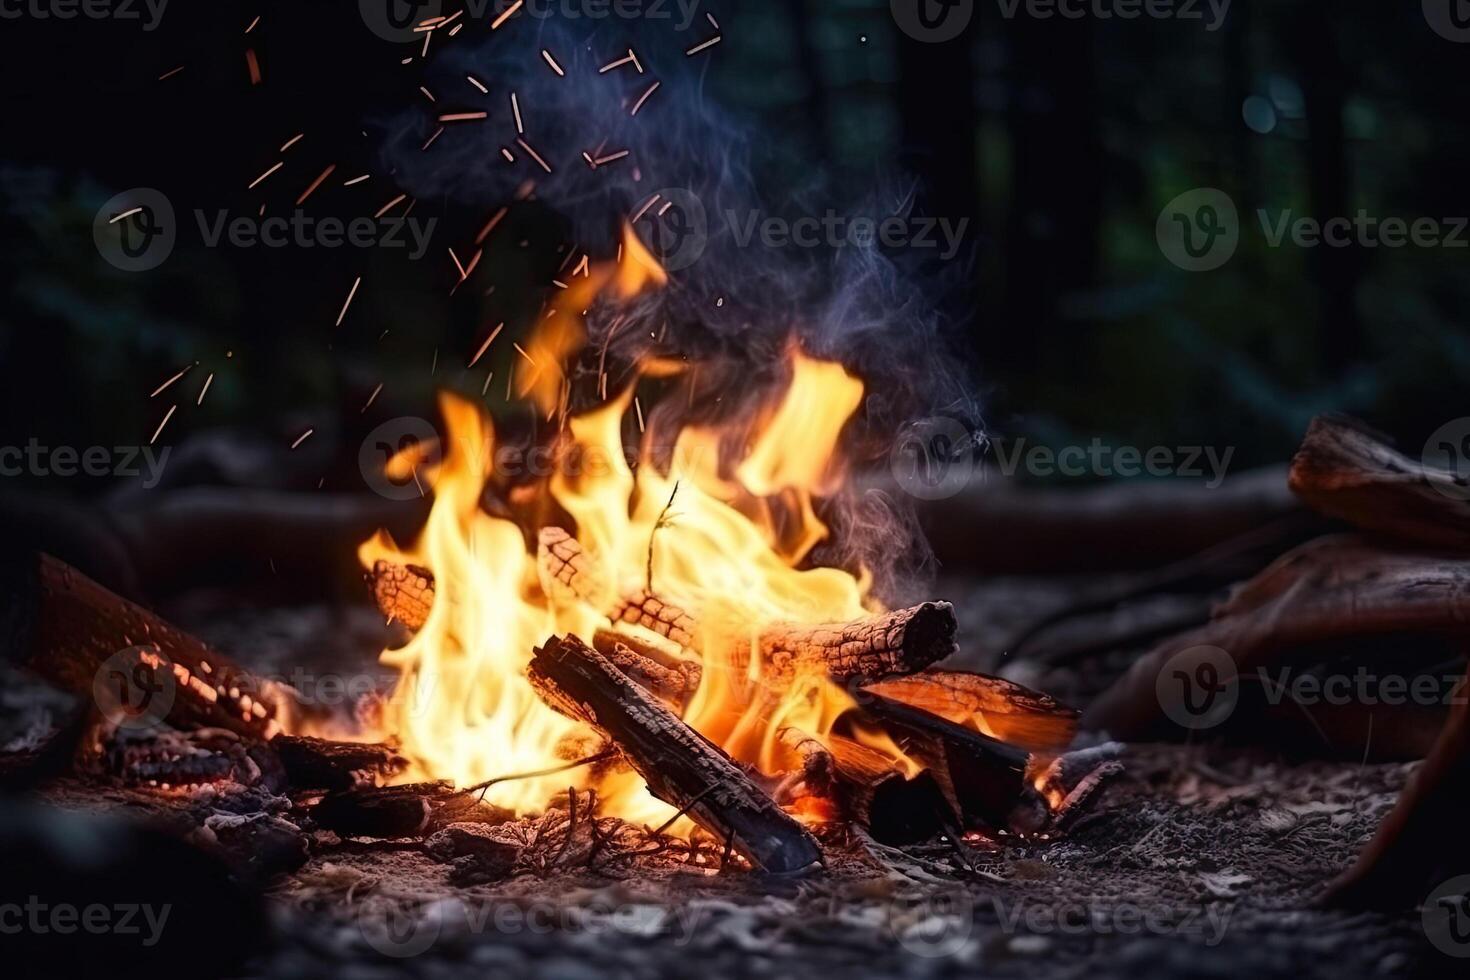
[382,16,979,600]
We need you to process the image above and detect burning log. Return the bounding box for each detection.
[537,526,613,608]
[271,735,408,791]
[728,602,958,688]
[371,548,956,690]
[856,692,1033,831]
[590,630,701,708]
[528,634,822,873]
[368,560,434,631]
[1289,414,1470,552]
[1083,535,1470,739]
[780,727,954,844]
[862,670,1078,752]
[0,551,286,739]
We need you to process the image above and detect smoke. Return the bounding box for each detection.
[381,16,979,601]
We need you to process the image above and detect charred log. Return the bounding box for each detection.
[272,735,408,791]
[368,560,434,631]
[732,602,959,689]
[528,634,821,873]
[0,551,286,739]
[863,669,1078,752]
[855,692,1032,832]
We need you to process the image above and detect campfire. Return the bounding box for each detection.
[344,238,1096,869]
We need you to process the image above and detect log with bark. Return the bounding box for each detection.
[271,735,408,791]
[373,544,958,691]
[528,634,822,873]
[0,551,288,739]
[1289,413,1470,552]
[1082,535,1470,740]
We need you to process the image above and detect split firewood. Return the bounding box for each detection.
[528,634,822,874]
[590,630,701,709]
[779,727,953,845]
[856,691,1033,832]
[0,551,288,739]
[862,670,1078,752]
[1083,535,1470,740]
[373,540,957,690]
[1289,414,1470,552]
[1325,672,1470,911]
[271,735,408,791]
[537,526,614,608]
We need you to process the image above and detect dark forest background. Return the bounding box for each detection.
[0,0,1465,496]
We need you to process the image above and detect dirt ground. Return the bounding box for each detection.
[4,594,1455,978]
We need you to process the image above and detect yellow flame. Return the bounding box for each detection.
[359,250,920,826]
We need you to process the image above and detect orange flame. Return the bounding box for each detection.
[359,241,918,826]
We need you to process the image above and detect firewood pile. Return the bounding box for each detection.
[0,520,1114,879]
[1081,414,1470,911]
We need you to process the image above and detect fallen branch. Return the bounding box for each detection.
[1083,535,1470,740]
[528,634,821,873]
[1289,414,1470,552]
[1326,672,1470,910]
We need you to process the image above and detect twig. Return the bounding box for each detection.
[646,481,679,593]
[463,749,615,802]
